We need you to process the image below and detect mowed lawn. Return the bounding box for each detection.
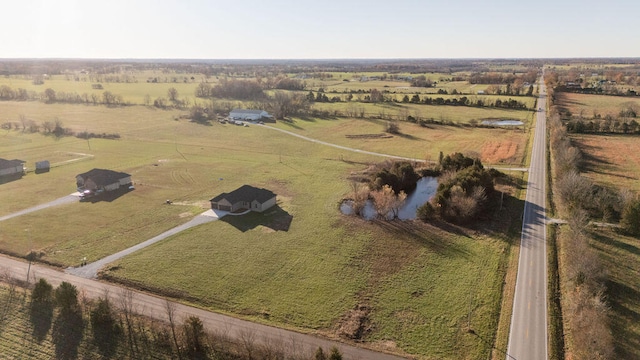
[1,101,517,359]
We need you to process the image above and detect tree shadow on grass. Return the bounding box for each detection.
[372,219,470,258]
[52,309,84,360]
[221,205,292,233]
[606,279,640,358]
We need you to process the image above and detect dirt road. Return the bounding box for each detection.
[1,255,405,360]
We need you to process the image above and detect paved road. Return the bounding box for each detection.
[506,78,548,360]
[0,193,79,222]
[0,255,405,360]
[67,209,227,278]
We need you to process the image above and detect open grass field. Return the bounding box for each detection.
[556,92,640,117]
[590,229,640,359]
[0,99,524,359]
[570,134,640,192]
[0,73,209,105]
[271,116,530,166]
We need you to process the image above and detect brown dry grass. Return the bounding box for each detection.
[556,92,640,117]
[570,134,640,192]
[481,141,519,164]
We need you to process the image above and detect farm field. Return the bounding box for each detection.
[0,98,525,358]
[271,116,530,166]
[556,92,640,118]
[570,134,640,192]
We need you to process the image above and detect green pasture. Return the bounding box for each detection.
[0,100,521,358]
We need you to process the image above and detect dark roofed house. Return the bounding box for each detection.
[76,168,132,194]
[210,185,276,213]
[0,158,25,179]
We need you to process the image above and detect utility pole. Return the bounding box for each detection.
[25,229,32,283]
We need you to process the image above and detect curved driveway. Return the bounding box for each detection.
[66,209,227,278]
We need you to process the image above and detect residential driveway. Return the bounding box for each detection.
[66,209,228,278]
[0,193,79,222]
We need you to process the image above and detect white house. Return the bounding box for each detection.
[228,109,273,122]
[0,158,25,178]
[210,185,277,213]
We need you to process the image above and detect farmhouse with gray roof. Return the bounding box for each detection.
[76,168,132,193]
[210,185,277,213]
[0,158,25,179]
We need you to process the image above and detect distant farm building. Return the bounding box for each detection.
[76,168,132,195]
[228,109,274,122]
[210,185,277,213]
[0,158,25,180]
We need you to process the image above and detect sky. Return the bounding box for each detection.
[1,0,638,59]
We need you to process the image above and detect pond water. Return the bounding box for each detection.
[481,119,524,126]
[340,177,438,220]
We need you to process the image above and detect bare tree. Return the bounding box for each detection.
[165,299,182,360]
[168,87,179,102]
[119,288,139,356]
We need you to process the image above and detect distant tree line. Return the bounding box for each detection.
[1,116,119,140]
[0,85,127,106]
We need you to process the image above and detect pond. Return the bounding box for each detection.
[481,119,524,126]
[340,177,438,220]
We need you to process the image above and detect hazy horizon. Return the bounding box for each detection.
[2,0,638,59]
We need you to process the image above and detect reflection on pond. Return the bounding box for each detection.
[480,119,524,126]
[341,177,438,220]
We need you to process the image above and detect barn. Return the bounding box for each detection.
[210,185,277,213]
[76,168,132,194]
[228,109,274,122]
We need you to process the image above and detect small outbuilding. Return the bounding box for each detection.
[0,158,25,179]
[210,185,277,213]
[35,160,50,174]
[228,109,274,122]
[76,168,132,194]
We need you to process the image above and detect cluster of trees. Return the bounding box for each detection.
[410,75,434,87]
[347,161,420,220]
[417,153,496,224]
[210,79,265,100]
[19,278,345,360]
[400,94,530,110]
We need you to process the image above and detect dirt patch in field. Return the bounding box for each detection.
[336,304,371,340]
[481,141,518,163]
